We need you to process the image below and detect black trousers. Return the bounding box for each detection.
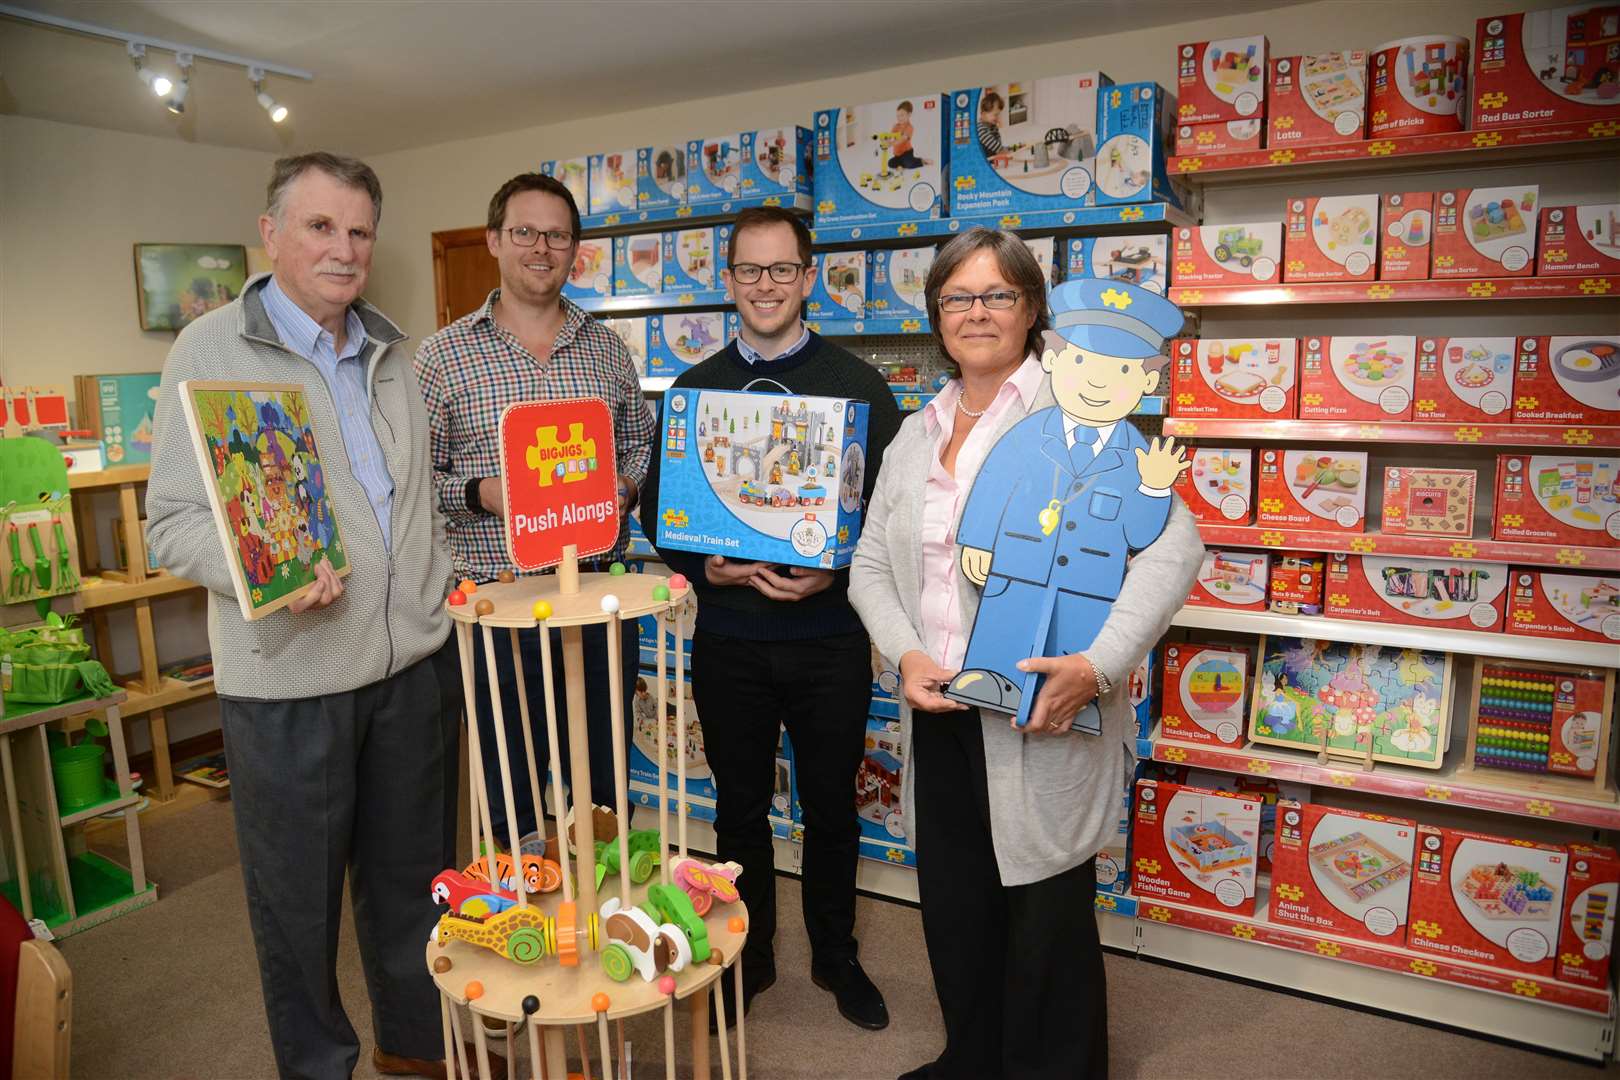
[219,639,461,1080]
[690,627,872,975]
[913,707,1108,1080]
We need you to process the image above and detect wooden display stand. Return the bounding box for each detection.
[431,547,749,1079]
[1457,658,1617,803]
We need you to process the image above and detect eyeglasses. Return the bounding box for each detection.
[505,226,575,250]
[938,290,1022,313]
[729,262,807,285]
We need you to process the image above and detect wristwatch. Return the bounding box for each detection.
[465,477,486,515]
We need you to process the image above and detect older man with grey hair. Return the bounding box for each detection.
[148,152,469,1080]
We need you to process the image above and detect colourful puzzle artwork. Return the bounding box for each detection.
[1308,831,1411,902]
[1250,636,1451,767]
[1460,862,1558,920]
[178,381,348,620]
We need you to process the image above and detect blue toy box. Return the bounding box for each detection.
[612,233,663,297]
[541,158,590,215]
[947,73,1112,217]
[865,245,934,320]
[602,316,648,379]
[1065,234,1169,295]
[588,149,639,217]
[1128,647,1157,745]
[716,224,734,269]
[1096,760,1146,895]
[685,134,743,207]
[563,237,613,300]
[813,95,948,228]
[1024,235,1060,288]
[806,249,866,319]
[661,228,718,293]
[646,312,729,377]
[653,388,871,568]
[856,717,915,867]
[638,144,687,212]
[739,126,813,205]
[628,663,718,804]
[1093,82,1185,209]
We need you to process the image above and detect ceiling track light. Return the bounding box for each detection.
[127,40,172,98]
[249,66,288,124]
[165,52,193,115]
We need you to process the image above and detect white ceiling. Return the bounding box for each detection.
[1,0,1295,156]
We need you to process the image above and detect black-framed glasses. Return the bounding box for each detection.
[505,226,575,250]
[729,261,807,284]
[938,289,1022,313]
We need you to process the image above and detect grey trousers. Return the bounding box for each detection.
[219,638,460,1080]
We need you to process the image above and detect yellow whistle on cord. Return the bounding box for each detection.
[1038,499,1061,536]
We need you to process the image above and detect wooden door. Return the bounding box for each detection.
[432,227,500,328]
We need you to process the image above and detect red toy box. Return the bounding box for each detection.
[1256,448,1369,531]
[1174,119,1264,155]
[1168,337,1298,418]
[1379,192,1434,280]
[1558,843,1620,990]
[1173,446,1253,524]
[1268,52,1368,146]
[1187,549,1270,611]
[1369,34,1469,137]
[1176,36,1269,123]
[1511,336,1620,426]
[1269,552,1325,615]
[1131,779,1261,916]
[1272,802,1418,943]
[1284,194,1379,282]
[1473,8,1620,131]
[1325,553,1508,632]
[1381,467,1478,538]
[1413,336,1516,421]
[1431,186,1540,278]
[1171,223,1282,285]
[1160,643,1250,749]
[1494,454,1620,545]
[1408,825,1567,977]
[1506,569,1620,644]
[1299,335,1417,421]
[1538,204,1620,276]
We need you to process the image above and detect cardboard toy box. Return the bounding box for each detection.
[1299,335,1417,422]
[1379,191,1435,281]
[564,238,613,300]
[1506,570,1620,644]
[685,134,743,207]
[1325,553,1509,632]
[813,96,947,228]
[646,313,729,378]
[602,317,649,379]
[1538,204,1620,276]
[1128,649,1157,744]
[1380,467,1479,538]
[1176,36,1268,123]
[1187,549,1270,611]
[1131,779,1261,915]
[1558,843,1620,990]
[1368,34,1469,137]
[1085,81,1185,209]
[1494,454,1620,546]
[1270,552,1325,615]
[660,228,718,295]
[857,717,915,868]
[1284,195,1380,282]
[1066,235,1168,295]
[1431,186,1540,278]
[1175,118,1264,155]
[1268,52,1368,146]
[1024,235,1059,288]
[1171,222,1282,285]
[653,388,871,569]
[1413,336,1516,421]
[1511,336,1620,427]
[1272,802,1418,943]
[76,372,160,467]
[1466,658,1614,783]
[739,126,813,203]
[865,246,934,321]
[947,73,1110,217]
[806,250,867,320]
[612,233,663,297]
[628,666,718,805]
[637,144,687,213]
[1473,8,1620,130]
[1408,825,1567,977]
[1169,337,1298,418]
[588,149,640,218]
[1097,762,1139,896]
[1256,448,1369,531]
[1173,446,1253,524]
[541,157,589,215]
[1159,642,1250,749]
[1141,765,1311,871]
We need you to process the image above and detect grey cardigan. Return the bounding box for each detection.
[849,377,1204,886]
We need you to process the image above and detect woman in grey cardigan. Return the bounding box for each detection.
[849,228,1203,1079]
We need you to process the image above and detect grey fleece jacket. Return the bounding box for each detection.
[146,274,455,700]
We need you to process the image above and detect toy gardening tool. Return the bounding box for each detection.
[52,517,77,589]
[7,523,29,599]
[26,522,51,590]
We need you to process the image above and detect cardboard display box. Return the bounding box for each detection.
[1473,8,1620,130]
[1506,569,1620,644]
[1462,658,1615,790]
[1173,446,1253,524]
[1175,36,1269,123]
[563,238,612,300]
[1537,204,1620,276]
[75,372,160,467]
[1256,448,1369,532]
[628,667,717,805]
[1093,81,1186,209]
[1368,34,1469,137]
[646,313,730,378]
[857,717,915,868]
[1299,334,1417,421]
[1408,825,1566,977]
[1379,191,1435,281]
[1431,185,1540,278]
[1097,763,1139,896]
[1493,454,1620,546]
[1284,195,1379,282]
[1141,764,1312,871]
[1272,802,1418,943]
[865,245,934,321]
[813,96,947,228]
[1175,119,1263,155]
[1066,235,1169,295]
[1380,467,1478,538]
[588,149,640,217]
[1511,336,1620,427]
[1159,642,1251,749]
[637,144,687,213]
[1268,52,1368,146]
[1413,336,1516,421]
[1325,553,1508,632]
[1129,649,1157,745]
[806,250,867,320]
[1186,549,1270,611]
[613,232,663,297]
[685,133,743,207]
[1171,222,1283,285]
[661,228,718,294]
[1269,552,1325,615]
[1169,337,1298,418]
[947,73,1111,217]
[739,126,814,203]
[1558,843,1620,990]
[540,157,589,215]
[1131,779,1262,916]
[1024,235,1058,288]
[602,317,649,379]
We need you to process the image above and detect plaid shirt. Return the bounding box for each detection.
[414,290,654,580]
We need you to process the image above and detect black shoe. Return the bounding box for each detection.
[710,964,776,1033]
[896,1065,939,1080]
[811,955,889,1031]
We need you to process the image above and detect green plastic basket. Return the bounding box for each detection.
[51,744,106,813]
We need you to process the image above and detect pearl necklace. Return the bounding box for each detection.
[956,395,988,419]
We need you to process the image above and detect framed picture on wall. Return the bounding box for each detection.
[133,243,248,331]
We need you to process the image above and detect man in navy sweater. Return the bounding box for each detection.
[639,207,901,1029]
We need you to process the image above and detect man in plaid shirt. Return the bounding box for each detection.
[415,172,652,841]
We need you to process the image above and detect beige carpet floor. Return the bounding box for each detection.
[60,795,1612,1080]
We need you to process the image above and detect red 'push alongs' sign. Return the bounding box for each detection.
[499,398,619,571]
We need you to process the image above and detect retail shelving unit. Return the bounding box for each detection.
[1161,417,1620,449]
[1169,275,1618,306]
